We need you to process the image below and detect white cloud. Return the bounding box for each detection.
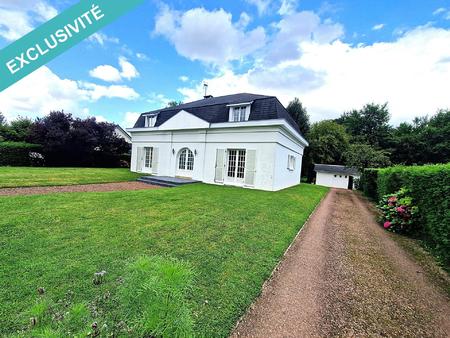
[80,82,139,101]
[94,115,108,122]
[372,23,385,31]
[34,1,57,21]
[433,8,446,16]
[147,92,172,107]
[89,57,139,82]
[278,0,298,15]
[136,52,149,60]
[89,65,122,82]
[87,32,120,45]
[178,26,450,125]
[122,112,141,127]
[264,11,344,65]
[118,57,139,80]
[0,1,58,41]
[0,66,139,121]
[179,75,189,82]
[154,5,266,64]
[0,66,85,121]
[245,0,271,15]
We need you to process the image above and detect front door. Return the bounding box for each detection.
[226,149,246,184]
[142,147,153,173]
[177,148,194,178]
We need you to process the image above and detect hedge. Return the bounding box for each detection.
[359,168,379,200]
[365,164,450,267]
[0,142,42,166]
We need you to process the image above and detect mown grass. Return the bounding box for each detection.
[0,167,142,188]
[0,183,328,337]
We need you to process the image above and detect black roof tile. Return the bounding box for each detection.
[133,93,303,136]
[314,164,359,175]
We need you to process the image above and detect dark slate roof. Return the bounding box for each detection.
[314,164,359,176]
[133,93,303,135]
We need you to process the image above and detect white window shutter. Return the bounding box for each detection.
[152,147,159,174]
[214,149,225,182]
[136,147,143,172]
[244,150,256,186]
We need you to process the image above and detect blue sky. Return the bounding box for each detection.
[0,0,450,127]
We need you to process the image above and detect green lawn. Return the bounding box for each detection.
[0,183,328,337]
[0,167,142,188]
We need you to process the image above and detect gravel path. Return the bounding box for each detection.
[232,188,450,337]
[0,181,161,196]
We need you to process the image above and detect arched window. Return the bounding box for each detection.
[178,148,194,171]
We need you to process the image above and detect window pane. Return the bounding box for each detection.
[186,150,194,170]
[237,150,246,178]
[227,150,237,177]
[179,149,186,169]
[144,147,152,168]
[239,107,246,121]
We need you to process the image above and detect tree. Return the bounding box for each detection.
[336,103,391,148]
[286,98,310,135]
[167,100,183,107]
[4,117,33,142]
[308,120,350,164]
[390,109,450,165]
[344,143,391,171]
[29,111,129,167]
[0,113,6,125]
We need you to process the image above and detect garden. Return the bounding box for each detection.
[359,163,450,269]
[0,182,328,337]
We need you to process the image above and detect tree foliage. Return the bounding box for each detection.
[344,143,391,171]
[390,110,450,165]
[167,100,184,107]
[336,103,391,148]
[287,97,310,136]
[308,120,349,164]
[28,111,130,167]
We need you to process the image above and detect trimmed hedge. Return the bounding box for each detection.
[359,168,379,200]
[0,142,42,166]
[368,164,450,267]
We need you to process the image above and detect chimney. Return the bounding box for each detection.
[203,83,212,99]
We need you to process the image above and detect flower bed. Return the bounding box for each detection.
[378,188,418,234]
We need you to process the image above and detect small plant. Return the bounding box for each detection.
[93,270,107,285]
[119,255,195,338]
[378,188,418,234]
[29,299,50,327]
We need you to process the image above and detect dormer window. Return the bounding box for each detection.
[227,102,252,122]
[232,106,247,122]
[144,114,158,127]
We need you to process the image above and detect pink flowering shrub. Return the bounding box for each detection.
[377,188,418,234]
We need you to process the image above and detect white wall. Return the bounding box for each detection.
[130,124,306,191]
[316,172,350,189]
[272,130,304,190]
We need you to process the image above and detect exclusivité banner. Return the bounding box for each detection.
[0,0,145,92]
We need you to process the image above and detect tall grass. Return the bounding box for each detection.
[119,256,194,338]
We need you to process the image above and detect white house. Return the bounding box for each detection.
[126,93,308,191]
[114,125,131,143]
[314,164,360,189]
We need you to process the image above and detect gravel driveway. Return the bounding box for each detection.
[232,189,450,337]
[0,181,161,196]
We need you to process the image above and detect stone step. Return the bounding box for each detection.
[137,175,199,188]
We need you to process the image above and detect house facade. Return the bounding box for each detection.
[127,93,308,191]
[314,164,360,189]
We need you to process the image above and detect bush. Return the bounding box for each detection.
[0,142,42,166]
[358,168,379,199]
[378,188,418,234]
[119,256,194,338]
[376,164,450,267]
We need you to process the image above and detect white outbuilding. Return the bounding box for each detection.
[314,164,360,189]
[126,93,309,191]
